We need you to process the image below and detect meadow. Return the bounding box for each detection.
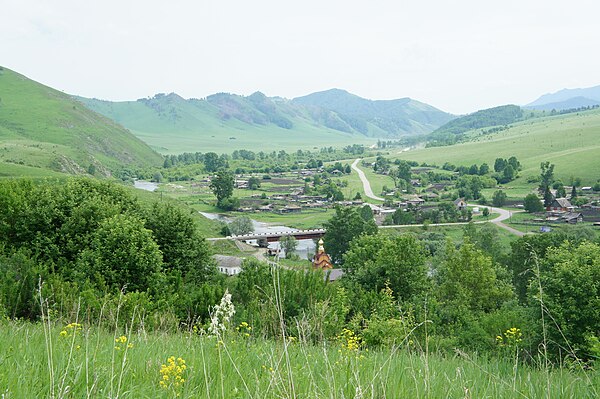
[390,109,600,185]
[1,318,598,398]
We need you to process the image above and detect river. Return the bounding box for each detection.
[199,212,316,259]
[133,180,159,192]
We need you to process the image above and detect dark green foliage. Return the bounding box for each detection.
[323,206,378,265]
[539,161,555,193]
[507,233,571,303]
[523,193,544,213]
[143,202,215,283]
[233,259,339,340]
[0,248,44,319]
[209,169,235,207]
[492,190,507,207]
[343,234,429,303]
[78,214,164,292]
[436,240,513,315]
[0,178,216,322]
[534,241,600,359]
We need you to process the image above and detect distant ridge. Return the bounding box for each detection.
[292,88,455,136]
[526,85,600,110]
[76,89,455,154]
[0,66,162,177]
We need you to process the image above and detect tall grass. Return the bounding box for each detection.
[0,316,597,398]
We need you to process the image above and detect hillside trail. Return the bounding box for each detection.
[351,158,384,201]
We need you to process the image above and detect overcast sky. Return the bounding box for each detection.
[2,0,599,114]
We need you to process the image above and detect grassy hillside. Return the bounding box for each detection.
[77,89,454,154]
[0,67,162,176]
[398,108,600,184]
[292,88,455,136]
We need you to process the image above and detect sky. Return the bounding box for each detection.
[1,0,599,114]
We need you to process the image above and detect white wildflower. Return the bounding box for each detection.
[208,289,235,336]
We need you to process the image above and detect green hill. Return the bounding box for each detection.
[292,88,455,136]
[0,67,162,177]
[77,90,453,154]
[428,104,524,145]
[398,108,600,184]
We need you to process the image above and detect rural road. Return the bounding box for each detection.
[352,158,384,201]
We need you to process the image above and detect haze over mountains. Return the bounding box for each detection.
[76,88,455,148]
[526,85,600,111]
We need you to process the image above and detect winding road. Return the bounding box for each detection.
[352,158,525,237]
[351,158,384,201]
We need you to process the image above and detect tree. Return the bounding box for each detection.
[204,152,220,172]
[144,202,215,282]
[523,193,544,213]
[279,235,298,259]
[437,240,513,315]
[152,172,163,183]
[209,169,234,208]
[229,216,253,235]
[343,234,429,302]
[571,184,577,199]
[248,177,261,190]
[502,164,516,182]
[494,158,507,173]
[323,206,378,265]
[482,207,490,218]
[535,241,600,359]
[543,186,553,208]
[507,156,521,171]
[492,190,507,207]
[479,163,490,176]
[79,214,163,292]
[539,161,555,193]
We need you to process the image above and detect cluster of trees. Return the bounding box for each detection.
[440,156,520,184]
[384,203,472,225]
[0,178,220,324]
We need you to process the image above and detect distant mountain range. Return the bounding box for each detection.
[75,89,455,153]
[526,85,600,111]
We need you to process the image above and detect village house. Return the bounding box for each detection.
[406,194,425,207]
[213,255,243,276]
[547,197,574,212]
[545,212,584,224]
[279,204,302,214]
[454,198,468,211]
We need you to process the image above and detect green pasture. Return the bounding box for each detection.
[396,109,600,185]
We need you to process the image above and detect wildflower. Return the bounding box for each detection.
[59,322,83,338]
[236,321,252,338]
[208,289,235,336]
[337,328,362,358]
[114,335,132,351]
[496,327,523,348]
[159,356,187,392]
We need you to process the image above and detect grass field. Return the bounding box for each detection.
[1,320,596,398]
[395,108,600,185]
[0,67,162,177]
